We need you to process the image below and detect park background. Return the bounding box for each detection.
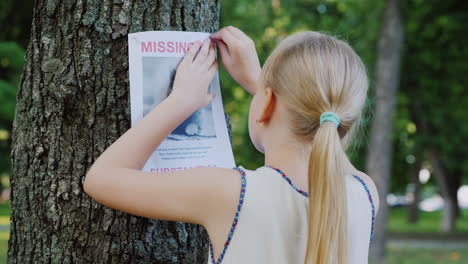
[0,0,467,263]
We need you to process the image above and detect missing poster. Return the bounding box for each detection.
[128,31,235,172]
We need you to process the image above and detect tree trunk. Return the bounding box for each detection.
[429,150,457,232]
[411,104,460,230]
[407,156,422,223]
[449,169,461,220]
[366,0,404,263]
[9,0,223,263]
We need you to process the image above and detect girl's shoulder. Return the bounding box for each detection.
[351,170,380,215]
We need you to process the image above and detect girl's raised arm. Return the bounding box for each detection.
[83,39,240,228]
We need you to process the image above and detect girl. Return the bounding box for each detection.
[84,26,380,264]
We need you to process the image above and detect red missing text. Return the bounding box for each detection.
[141,41,195,53]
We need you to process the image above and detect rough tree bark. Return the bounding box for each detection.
[9,0,226,263]
[366,0,404,263]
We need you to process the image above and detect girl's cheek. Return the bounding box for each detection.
[248,95,263,153]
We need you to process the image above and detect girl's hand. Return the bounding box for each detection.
[209,26,261,95]
[169,39,218,111]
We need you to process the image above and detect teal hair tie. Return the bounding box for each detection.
[320,112,340,127]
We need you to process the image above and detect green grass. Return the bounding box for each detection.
[0,231,6,264]
[388,208,468,233]
[0,202,10,227]
[385,247,468,264]
[0,202,10,217]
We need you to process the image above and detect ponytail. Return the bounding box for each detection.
[304,118,348,264]
[256,30,368,264]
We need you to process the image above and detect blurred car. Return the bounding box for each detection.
[387,193,411,208]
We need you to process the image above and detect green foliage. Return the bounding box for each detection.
[220,0,383,169]
[392,0,468,192]
[0,80,16,121]
[0,41,25,176]
[0,42,24,121]
[0,0,34,47]
[0,0,31,191]
[0,42,24,74]
[220,0,468,196]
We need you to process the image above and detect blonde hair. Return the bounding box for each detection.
[259,31,368,264]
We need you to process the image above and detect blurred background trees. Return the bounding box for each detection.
[0,0,467,263]
[0,0,33,197]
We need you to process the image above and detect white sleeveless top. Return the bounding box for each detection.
[207,165,376,264]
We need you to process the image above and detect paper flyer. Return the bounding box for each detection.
[128,31,235,172]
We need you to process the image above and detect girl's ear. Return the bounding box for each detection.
[258,87,276,124]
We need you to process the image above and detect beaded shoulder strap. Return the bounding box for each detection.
[351,174,376,246]
[208,166,247,264]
